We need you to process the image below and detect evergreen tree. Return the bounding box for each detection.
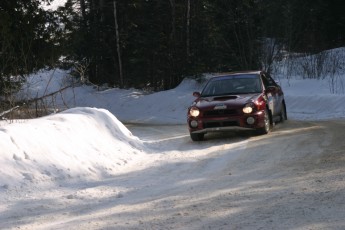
[49,0,345,89]
[0,0,60,94]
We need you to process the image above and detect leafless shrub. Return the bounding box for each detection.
[1,69,77,120]
[73,58,90,84]
[325,49,345,94]
[299,51,328,79]
[260,38,284,74]
[275,48,345,94]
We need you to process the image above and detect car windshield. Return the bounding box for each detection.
[201,74,262,97]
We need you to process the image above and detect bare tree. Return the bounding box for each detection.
[80,0,87,27]
[113,0,123,87]
[74,58,90,83]
[261,38,284,74]
[186,0,191,58]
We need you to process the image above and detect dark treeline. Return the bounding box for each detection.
[1,0,345,92]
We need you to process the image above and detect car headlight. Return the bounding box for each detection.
[243,103,254,114]
[189,107,200,117]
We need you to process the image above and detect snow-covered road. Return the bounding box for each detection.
[2,120,345,229]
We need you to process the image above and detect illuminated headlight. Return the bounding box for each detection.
[243,103,254,114]
[189,107,200,117]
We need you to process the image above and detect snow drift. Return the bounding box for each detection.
[0,107,145,188]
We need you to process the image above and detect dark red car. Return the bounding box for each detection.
[187,71,287,141]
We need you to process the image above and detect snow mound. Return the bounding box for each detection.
[0,107,145,189]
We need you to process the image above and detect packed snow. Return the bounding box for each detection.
[2,52,345,228]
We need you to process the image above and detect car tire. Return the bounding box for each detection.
[280,102,287,122]
[190,133,204,141]
[257,108,271,135]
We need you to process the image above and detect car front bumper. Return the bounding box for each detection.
[188,110,266,134]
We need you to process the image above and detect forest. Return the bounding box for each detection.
[1,0,345,93]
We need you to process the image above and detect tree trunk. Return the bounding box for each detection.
[169,0,176,41]
[113,0,123,87]
[80,0,87,27]
[186,0,191,58]
[168,0,176,89]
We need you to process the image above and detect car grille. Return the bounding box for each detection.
[203,109,237,117]
[203,121,239,128]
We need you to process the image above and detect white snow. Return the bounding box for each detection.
[41,0,67,10]
[0,107,145,188]
[2,51,345,229]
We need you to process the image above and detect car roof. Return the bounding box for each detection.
[212,70,263,77]
[208,71,264,81]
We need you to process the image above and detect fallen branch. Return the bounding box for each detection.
[0,106,19,117]
[1,84,74,119]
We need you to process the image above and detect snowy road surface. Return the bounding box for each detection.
[2,120,345,229]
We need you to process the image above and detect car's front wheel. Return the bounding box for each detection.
[257,108,271,135]
[190,133,204,141]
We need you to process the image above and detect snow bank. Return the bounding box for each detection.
[71,78,205,125]
[15,67,345,124]
[0,107,145,188]
[279,78,345,120]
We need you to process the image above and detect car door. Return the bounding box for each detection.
[261,73,282,116]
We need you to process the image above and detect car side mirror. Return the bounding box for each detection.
[265,86,277,93]
[193,92,201,97]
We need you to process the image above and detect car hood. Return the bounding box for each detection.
[194,93,261,110]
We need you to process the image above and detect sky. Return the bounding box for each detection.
[1,48,345,229]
